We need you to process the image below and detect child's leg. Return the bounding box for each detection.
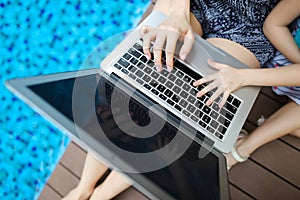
[90,170,131,200]
[227,101,300,168]
[62,152,109,200]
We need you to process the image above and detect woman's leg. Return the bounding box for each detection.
[227,101,300,168]
[62,152,109,200]
[89,170,131,200]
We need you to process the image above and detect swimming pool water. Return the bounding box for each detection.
[0,0,149,199]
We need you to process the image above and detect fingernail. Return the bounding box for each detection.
[193,81,197,86]
[167,66,173,72]
[146,54,150,60]
[180,52,187,60]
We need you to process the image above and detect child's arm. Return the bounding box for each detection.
[263,0,300,63]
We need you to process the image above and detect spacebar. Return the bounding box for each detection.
[174,60,203,80]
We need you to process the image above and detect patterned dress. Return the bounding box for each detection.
[190,0,279,66]
[265,17,300,105]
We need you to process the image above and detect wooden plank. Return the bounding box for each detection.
[229,185,254,200]
[281,135,300,151]
[247,93,282,124]
[260,87,288,105]
[38,184,62,200]
[229,160,300,199]
[114,187,149,200]
[60,142,87,178]
[251,139,300,187]
[47,164,79,197]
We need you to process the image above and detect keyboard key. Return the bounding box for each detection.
[164,89,173,98]
[142,74,151,82]
[210,120,219,129]
[175,104,182,112]
[218,125,227,135]
[187,95,196,104]
[159,94,167,100]
[212,103,220,112]
[195,101,204,109]
[149,80,158,88]
[136,78,144,85]
[161,69,169,77]
[123,53,131,60]
[232,98,241,108]
[144,67,152,74]
[157,84,166,93]
[135,70,144,78]
[187,104,196,113]
[129,73,136,80]
[182,110,190,117]
[191,115,199,122]
[166,81,174,89]
[222,109,234,120]
[118,58,130,68]
[113,63,122,70]
[203,105,211,115]
[183,75,191,83]
[158,76,167,84]
[195,109,203,118]
[121,68,129,74]
[179,99,188,108]
[210,110,219,120]
[180,91,188,99]
[175,79,184,87]
[128,65,137,73]
[202,114,211,124]
[133,43,143,52]
[215,132,223,140]
[151,88,159,95]
[137,62,145,70]
[140,56,148,63]
[227,95,234,103]
[199,121,207,128]
[175,70,184,78]
[130,57,138,65]
[128,48,141,58]
[207,126,215,134]
[172,94,180,103]
[183,83,191,91]
[167,99,175,106]
[147,60,155,67]
[151,71,159,79]
[168,74,176,81]
[143,84,151,90]
[225,103,237,114]
[190,88,198,96]
[173,85,181,94]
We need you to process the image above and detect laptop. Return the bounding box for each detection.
[6,10,259,200]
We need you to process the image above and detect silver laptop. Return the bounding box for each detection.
[100,10,260,153]
[5,10,259,200]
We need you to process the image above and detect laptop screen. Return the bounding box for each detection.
[28,73,226,200]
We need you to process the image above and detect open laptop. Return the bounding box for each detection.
[6,10,259,200]
[100,10,260,153]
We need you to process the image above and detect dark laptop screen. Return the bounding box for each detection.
[29,73,224,200]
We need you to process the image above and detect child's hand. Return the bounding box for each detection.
[193,59,245,107]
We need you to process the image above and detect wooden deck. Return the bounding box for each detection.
[39,86,300,200]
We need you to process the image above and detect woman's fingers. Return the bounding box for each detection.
[179,29,194,60]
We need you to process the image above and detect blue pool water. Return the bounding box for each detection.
[0,0,150,199]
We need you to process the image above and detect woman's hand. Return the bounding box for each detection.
[141,12,194,72]
[193,59,245,107]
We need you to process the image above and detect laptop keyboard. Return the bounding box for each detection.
[112,41,242,141]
